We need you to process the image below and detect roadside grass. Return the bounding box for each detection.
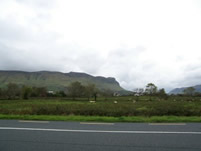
[0,114,200,123]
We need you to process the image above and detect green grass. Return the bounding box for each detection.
[0,114,200,123]
[0,96,201,122]
[0,98,201,116]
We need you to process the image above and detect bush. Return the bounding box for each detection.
[0,98,201,117]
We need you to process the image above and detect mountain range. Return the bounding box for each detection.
[169,85,201,94]
[0,70,128,94]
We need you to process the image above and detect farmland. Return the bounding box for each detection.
[0,96,201,122]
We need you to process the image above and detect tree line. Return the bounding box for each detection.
[133,83,167,99]
[0,83,48,100]
[0,82,114,100]
[1,82,198,100]
[134,83,201,97]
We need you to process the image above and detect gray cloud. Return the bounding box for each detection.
[1,0,201,92]
[15,0,55,9]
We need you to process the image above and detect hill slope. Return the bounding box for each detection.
[0,70,126,93]
[169,85,201,94]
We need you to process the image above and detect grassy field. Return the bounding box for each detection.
[0,96,201,122]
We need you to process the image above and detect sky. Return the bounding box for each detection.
[1,0,201,92]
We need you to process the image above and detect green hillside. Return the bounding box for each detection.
[0,70,126,93]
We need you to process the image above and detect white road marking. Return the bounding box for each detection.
[80,122,114,125]
[149,123,186,126]
[0,127,201,135]
[18,120,49,123]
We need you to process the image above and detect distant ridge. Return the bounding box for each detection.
[0,70,128,94]
[169,84,201,94]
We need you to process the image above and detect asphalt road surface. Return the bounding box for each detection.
[0,120,201,151]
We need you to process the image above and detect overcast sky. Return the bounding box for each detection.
[1,0,201,92]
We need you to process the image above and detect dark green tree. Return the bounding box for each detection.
[6,83,20,99]
[55,91,66,97]
[68,82,85,100]
[38,87,47,97]
[145,83,157,96]
[0,88,2,98]
[183,87,195,96]
[84,84,100,101]
[84,84,95,101]
[30,87,47,97]
[157,88,168,99]
[21,86,32,100]
[92,87,99,101]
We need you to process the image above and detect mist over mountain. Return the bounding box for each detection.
[0,70,127,94]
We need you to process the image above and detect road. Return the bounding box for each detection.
[0,120,201,151]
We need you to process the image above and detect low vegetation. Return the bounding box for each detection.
[0,82,201,122]
[0,96,200,121]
